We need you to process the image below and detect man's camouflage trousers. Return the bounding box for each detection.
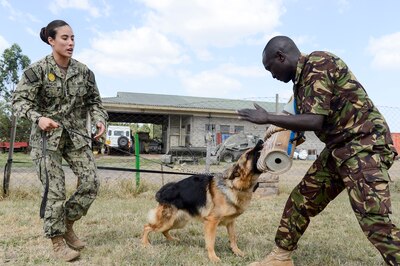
[31,131,100,238]
[275,145,400,265]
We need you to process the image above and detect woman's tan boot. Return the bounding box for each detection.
[51,235,80,262]
[63,219,86,250]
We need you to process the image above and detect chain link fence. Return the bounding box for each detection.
[1,95,400,196]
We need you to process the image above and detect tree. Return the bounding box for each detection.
[0,44,31,142]
[0,100,10,142]
[138,124,151,133]
[0,99,32,142]
[150,124,162,139]
[0,43,31,101]
[1,44,31,196]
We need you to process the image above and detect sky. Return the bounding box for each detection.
[0,0,399,109]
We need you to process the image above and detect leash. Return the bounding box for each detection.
[63,126,132,156]
[2,159,12,195]
[34,126,214,218]
[95,166,214,176]
[60,125,215,177]
[39,131,50,218]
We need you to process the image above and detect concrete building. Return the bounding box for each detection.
[102,92,325,157]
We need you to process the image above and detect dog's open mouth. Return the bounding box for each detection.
[252,140,264,173]
[253,153,262,174]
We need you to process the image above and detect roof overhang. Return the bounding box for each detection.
[103,102,239,118]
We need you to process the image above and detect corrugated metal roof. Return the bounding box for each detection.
[102,92,284,112]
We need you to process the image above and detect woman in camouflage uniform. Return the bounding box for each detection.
[238,36,399,266]
[12,20,108,262]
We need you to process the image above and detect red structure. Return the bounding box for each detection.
[392,133,400,158]
[0,142,29,153]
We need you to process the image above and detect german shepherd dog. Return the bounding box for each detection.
[141,140,263,262]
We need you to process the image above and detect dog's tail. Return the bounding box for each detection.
[147,204,174,222]
[147,207,158,225]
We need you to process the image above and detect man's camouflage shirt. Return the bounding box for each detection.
[293,51,397,166]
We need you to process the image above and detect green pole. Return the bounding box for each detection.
[134,133,140,189]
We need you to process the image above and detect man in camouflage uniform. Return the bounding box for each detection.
[238,36,399,265]
[12,20,108,262]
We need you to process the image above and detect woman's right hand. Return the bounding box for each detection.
[38,117,59,131]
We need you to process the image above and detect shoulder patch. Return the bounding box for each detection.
[88,70,95,85]
[24,68,39,83]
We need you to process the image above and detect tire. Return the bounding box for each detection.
[220,151,235,163]
[211,144,222,156]
[129,144,134,154]
[233,151,243,161]
[117,136,129,149]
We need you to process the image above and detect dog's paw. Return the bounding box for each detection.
[232,248,245,257]
[166,236,180,242]
[163,232,180,241]
[209,255,221,263]
[141,239,152,247]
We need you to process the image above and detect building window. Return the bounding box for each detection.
[234,125,244,134]
[220,125,230,133]
[220,125,231,143]
[205,124,215,132]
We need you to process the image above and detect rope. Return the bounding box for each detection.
[264,126,286,140]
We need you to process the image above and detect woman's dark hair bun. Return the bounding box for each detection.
[39,20,69,46]
[40,27,49,44]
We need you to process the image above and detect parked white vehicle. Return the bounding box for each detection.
[105,125,132,154]
[293,148,308,160]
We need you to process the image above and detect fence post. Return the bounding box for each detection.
[3,114,17,197]
[161,164,164,185]
[134,133,140,189]
[205,131,212,173]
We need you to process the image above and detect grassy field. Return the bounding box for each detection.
[1,154,400,265]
